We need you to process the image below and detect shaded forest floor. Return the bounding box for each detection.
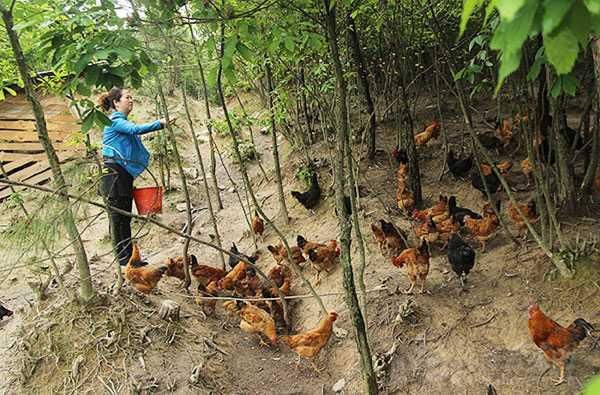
[1,92,600,394]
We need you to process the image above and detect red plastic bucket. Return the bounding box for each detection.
[132,186,163,215]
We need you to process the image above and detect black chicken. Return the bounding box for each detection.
[448,196,481,225]
[447,149,473,179]
[392,146,409,165]
[228,242,258,270]
[291,172,321,211]
[447,233,475,288]
[471,167,501,196]
[477,133,502,151]
[0,303,13,320]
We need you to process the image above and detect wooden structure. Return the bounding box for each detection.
[0,94,83,200]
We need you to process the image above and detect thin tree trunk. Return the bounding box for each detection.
[216,20,325,328]
[132,1,194,288]
[581,38,600,193]
[322,2,377,393]
[298,68,314,145]
[1,5,94,302]
[265,62,290,224]
[348,13,377,161]
[182,82,226,270]
[185,14,223,210]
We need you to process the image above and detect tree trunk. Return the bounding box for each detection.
[1,6,94,302]
[182,82,226,270]
[298,68,314,144]
[265,62,290,224]
[322,2,377,393]
[581,38,600,193]
[186,15,223,210]
[348,13,377,161]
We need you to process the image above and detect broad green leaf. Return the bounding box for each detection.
[81,110,95,132]
[0,90,5,102]
[460,0,484,35]
[95,110,112,126]
[284,37,295,52]
[561,74,578,96]
[496,0,526,21]
[4,86,16,96]
[526,47,545,81]
[584,0,600,14]
[544,27,579,74]
[207,65,218,88]
[84,66,100,86]
[490,0,538,55]
[542,0,573,34]
[550,77,562,97]
[495,49,521,92]
[567,2,592,46]
[237,43,253,61]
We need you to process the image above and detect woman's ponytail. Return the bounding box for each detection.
[97,87,123,112]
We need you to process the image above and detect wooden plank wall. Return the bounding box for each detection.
[0,95,83,200]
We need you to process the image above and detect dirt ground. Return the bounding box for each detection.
[1,92,599,394]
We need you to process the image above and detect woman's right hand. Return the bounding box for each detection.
[159,117,177,127]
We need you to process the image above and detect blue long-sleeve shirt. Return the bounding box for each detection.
[101,111,163,177]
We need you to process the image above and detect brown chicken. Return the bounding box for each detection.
[528,303,594,385]
[238,302,278,346]
[371,219,407,257]
[414,120,441,147]
[496,118,513,147]
[267,243,306,265]
[267,265,292,295]
[124,244,168,294]
[463,202,500,252]
[392,239,430,294]
[412,195,449,223]
[397,162,409,183]
[521,158,534,187]
[217,261,248,291]
[413,216,439,244]
[508,199,539,238]
[252,210,265,238]
[191,263,227,288]
[296,235,326,254]
[165,254,195,280]
[396,185,415,212]
[236,268,264,297]
[434,216,460,249]
[496,160,513,174]
[305,240,340,284]
[281,312,338,359]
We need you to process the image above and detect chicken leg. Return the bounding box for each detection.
[403,280,415,294]
[552,361,566,386]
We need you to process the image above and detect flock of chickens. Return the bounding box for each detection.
[121,219,342,363]
[386,117,596,385]
[115,114,595,384]
[2,113,597,387]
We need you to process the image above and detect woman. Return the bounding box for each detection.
[98,87,172,266]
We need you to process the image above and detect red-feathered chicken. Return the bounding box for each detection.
[528,303,594,385]
[414,121,440,147]
[124,244,168,294]
[392,239,430,294]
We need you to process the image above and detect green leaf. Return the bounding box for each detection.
[4,86,16,96]
[567,2,592,46]
[584,374,600,395]
[542,0,573,34]
[84,66,100,86]
[496,0,526,21]
[550,76,562,98]
[544,27,579,74]
[495,49,522,93]
[95,110,112,126]
[237,43,253,62]
[561,73,578,96]
[207,65,218,88]
[284,36,295,52]
[527,47,545,81]
[460,0,484,35]
[81,110,95,132]
[584,0,600,14]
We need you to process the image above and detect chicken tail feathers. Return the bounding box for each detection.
[571,318,594,341]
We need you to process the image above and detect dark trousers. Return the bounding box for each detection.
[101,162,134,266]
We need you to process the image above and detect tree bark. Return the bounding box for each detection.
[185,14,224,210]
[347,13,377,160]
[322,2,377,393]
[581,38,600,193]
[1,5,94,302]
[265,62,290,224]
